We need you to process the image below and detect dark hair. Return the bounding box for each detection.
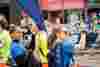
[48,33,57,48]
[80,31,87,39]
[0,20,8,30]
[81,31,87,34]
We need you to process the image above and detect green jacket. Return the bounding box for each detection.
[0,31,12,63]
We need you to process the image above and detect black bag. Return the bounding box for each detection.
[87,32,97,47]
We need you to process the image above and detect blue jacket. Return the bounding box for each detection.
[62,39,74,65]
[54,40,64,67]
[54,39,74,67]
[11,40,26,59]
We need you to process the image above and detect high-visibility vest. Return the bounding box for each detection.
[0,31,12,63]
[35,31,48,63]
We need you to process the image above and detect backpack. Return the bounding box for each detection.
[87,32,97,48]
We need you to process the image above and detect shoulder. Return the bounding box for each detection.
[2,30,10,36]
[3,30,9,33]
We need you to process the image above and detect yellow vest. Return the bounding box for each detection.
[35,31,48,63]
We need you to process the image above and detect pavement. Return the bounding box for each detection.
[74,48,100,67]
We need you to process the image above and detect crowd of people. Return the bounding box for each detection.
[0,13,99,67]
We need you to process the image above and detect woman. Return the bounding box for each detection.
[53,28,75,67]
[0,20,12,67]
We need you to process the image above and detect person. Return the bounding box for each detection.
[48,30,58,67]
[33,31,48,65]
[79,31,87,49]
[9,24,15,32]
[54,31,65,67]
[63,32,77,67]
[48,28,67,67]
[55,30,74,67]
[45,11,63,32]
[26,33,37,67]
[11,29,26,67]
[24,26,38,67]
[23,26,33,48]
[20,16,38,33]
[86,32,97,48]
[0,20,12,67]
[52,27,75,67]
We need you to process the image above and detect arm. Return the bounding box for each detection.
[3,32,12,62]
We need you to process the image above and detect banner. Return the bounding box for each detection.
[17,0,46,31]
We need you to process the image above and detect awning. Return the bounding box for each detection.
[64,0,85,9]
[40,0,85,11]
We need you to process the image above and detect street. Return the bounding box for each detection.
[75,49,100,67]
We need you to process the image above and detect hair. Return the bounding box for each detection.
[81,31,87,34]
[80,31,87,39]
[48,32,57,49]
[8,24,16,33]
[0,14,8,30]
[48,28,59,48]
[0,20,8,30]
[65,32,71,36]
